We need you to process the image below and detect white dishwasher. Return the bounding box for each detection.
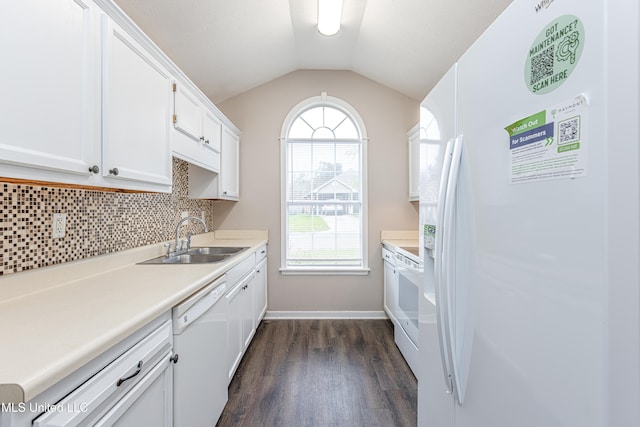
[172,275,228,427]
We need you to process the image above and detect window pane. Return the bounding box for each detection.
[289,117,313,138]
[289,172,312,201]
[324,106,346,130]
[289,143,312,172]
[335,144,360,172]
[300,107,324,130]
[334,118,358,139]
[287,204,362,266]
[312,127,335,139]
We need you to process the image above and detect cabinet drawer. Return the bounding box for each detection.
[226,253,255,288]
[32,321,172,426]
[382,247,395,264]
[255,245,267,263]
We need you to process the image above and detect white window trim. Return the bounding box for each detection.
[280,93,369,275]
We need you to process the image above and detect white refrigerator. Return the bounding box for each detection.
[418,1,640,426]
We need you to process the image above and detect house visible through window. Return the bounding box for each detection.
[281,95,368,273]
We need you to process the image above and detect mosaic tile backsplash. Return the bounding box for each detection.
[1,158,215,275]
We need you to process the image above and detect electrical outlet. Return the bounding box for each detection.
[181,211,189,219]
[52,213,66,238]
[201,211,206,221]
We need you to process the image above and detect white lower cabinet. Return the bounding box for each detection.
[2,315,173,427]
[226,267,256,382]
[383,247,399,324]
[0,247,270,427]
[225,247,268,383]
[226,276,245,383]
[241,273,256,350]
[90,358,172,427]
[254,258,268,325]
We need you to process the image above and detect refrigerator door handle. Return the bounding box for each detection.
[442,135,465,405]
[435,137,455,394]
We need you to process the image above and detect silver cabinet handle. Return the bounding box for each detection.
[109,168,119,176]
[88,165,100,174]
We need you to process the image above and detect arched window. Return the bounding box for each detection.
[280,93,368,273]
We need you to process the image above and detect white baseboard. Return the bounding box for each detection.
[264,310,388,320]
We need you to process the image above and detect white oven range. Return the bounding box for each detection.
[394,246,422,375]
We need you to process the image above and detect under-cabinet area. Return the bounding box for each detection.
[0,232,267,427]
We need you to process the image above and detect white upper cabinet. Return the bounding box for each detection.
[1,0,239,193]
[173,83,202,143]
[171,83,222,173]
[188,123,240,200]
[0,0,173,191]
[202,109,222,154]
[408,124,420,201]
[0,0,99,178]
[220,126,240,200]
[101,16,172,188]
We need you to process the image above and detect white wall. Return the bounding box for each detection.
[216,70,419,314]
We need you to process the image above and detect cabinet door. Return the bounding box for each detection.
[0,0,98,176]
[201,109,221,172]
[242,272,256,350]
[173,83,202,142]
[226,283,243,382]
[408,124,421,201]
[101,17,172,189]
[220,126,240,199]
[202,109,222,153]
[254,258,268,325]
[384,260,398,324]
[93,357,173,427]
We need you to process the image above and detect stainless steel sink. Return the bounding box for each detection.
[138,247,248,265]
[187,246,248,256]
[138,253,230,265]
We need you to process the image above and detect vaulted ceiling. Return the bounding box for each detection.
[114,0,512,103]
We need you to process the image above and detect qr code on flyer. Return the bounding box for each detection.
[558,116,580,144]
[530,45,554,85]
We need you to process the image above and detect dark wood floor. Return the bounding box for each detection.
[216,319,417,427]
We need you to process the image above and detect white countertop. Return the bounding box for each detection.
[380,229,419,253]
[0,230,267,404]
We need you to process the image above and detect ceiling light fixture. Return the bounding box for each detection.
[317,0,344,36]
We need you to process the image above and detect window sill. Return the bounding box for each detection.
[279,267,370,276]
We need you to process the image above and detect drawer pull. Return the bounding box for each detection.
[116,360,143,387]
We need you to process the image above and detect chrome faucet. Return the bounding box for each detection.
[169,216,208,256]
